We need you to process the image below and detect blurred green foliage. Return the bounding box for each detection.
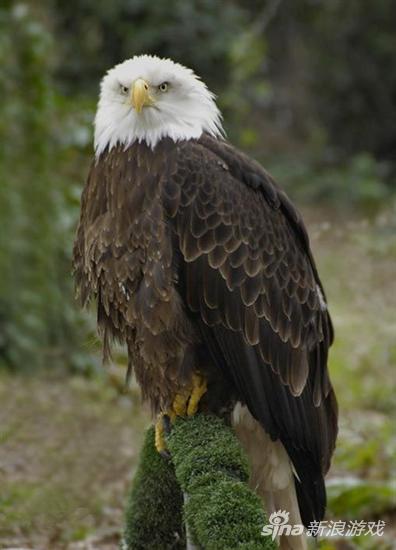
[271,153,390,214]
[49,0,249,95]
[306,0,396,162]
[0,4,96,371]
[327,480,396,520]
[0,0,395,373]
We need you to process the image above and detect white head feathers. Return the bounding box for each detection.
[94,55,224,156]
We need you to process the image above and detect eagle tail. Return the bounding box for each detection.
[292,464,326,528]
[267,485,307,550]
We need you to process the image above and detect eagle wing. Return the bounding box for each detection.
[165,135,338,525]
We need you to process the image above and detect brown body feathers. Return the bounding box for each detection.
[73,134,338,526]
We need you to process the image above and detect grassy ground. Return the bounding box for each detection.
[0,206,395,549]
[0,373,149,549]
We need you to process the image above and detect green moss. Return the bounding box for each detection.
[124,415,276,549]
[167,415,276,549]
[167,414,250,491]
[184,479,273,549]
[123,426,185,550]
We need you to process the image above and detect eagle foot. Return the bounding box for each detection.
[155,412,171,458]
[154,373,208,454]
[186,373,207,416]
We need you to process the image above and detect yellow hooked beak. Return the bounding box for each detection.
[131,78,154,113]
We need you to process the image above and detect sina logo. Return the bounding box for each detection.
[261,510,304,540]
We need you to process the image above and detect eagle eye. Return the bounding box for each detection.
[158,82,169,92]
[120,84,129,95]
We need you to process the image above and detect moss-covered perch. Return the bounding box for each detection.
[122,425,185,549]
[123,415,276,549]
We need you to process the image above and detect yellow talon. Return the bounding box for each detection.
[187,373,207,416]
[172,390,190,416]
[155,413,168,454]
[154,373,208,454]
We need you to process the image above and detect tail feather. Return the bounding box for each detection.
[294,470,326,527]
[267,486,307,550]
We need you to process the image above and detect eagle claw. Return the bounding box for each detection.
[154,373,207,454]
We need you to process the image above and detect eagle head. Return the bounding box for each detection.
[94,55,223,156]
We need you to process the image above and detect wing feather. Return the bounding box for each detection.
[165,136,338,525]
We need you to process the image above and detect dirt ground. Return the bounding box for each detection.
[0,373,149,549]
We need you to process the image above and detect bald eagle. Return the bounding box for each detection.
[73,55,338,548]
